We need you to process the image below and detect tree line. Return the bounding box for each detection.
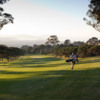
[21,44,100,58]
[0,45,24,61]
[52,44,100,58]
[21,44,53,55]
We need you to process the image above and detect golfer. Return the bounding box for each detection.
[69,53,76,69]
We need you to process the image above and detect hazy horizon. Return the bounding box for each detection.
[0,35,100,48]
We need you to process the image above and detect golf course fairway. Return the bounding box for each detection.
[0,55,100,100]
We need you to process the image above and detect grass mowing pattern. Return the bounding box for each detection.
[0,55,100,100]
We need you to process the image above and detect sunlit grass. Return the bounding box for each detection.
[0,55,100,100]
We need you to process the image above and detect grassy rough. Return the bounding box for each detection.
[0,55,100,100]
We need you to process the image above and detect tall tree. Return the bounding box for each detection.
[84,0,100,32]
[45,35,60,46]
[86,37,98,45]
[0,0,14,29]
[64,39,71,45]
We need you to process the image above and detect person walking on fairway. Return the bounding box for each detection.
[69,52,76,69]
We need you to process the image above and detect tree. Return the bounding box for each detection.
[77,44,92,57]
[4,47,24,61]
[52,46,78,58]
[86,37,98,45]
[0,45,8,60]
[84,0,100,32]
[45,35,60,46]
[0,0,14,29]
[21,45,32,54]
[64,39,71,45]
[88,45,100,56]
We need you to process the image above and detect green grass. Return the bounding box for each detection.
[0,55,100,100]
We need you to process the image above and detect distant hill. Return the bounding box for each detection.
[0,38,44,47]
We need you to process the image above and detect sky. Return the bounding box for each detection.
[0,0,100,47]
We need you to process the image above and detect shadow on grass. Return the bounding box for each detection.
[79,58,100,64]
[22,63,67,68]
[0,70,38,74]
[1,56,100,68]
[5,57,66,68]
[11,57,62,65]
[0,67,100,100]
[0,56,100,100]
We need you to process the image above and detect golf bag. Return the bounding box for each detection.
[66,59,73,62]
[66,59,76,64]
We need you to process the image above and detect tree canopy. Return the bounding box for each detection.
[0,0,9,4]
[45,35,60,46]
[64,39,71,45]
[0,0,14,29]
[84,0,100,32]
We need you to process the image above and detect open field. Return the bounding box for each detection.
[0,55,100,100]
